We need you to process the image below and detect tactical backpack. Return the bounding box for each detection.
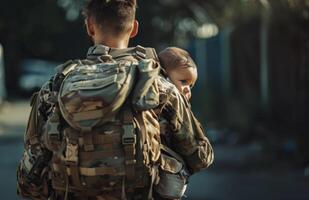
[43,46,163,199]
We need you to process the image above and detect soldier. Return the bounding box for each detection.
[17,0,214,200]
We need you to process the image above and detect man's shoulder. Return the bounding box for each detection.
[157,75,190,108]
[55,59,88,75]
[157,76,177,94]
[156,75,187,103]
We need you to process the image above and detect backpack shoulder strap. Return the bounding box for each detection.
[145,47,159,62]
[24,92,40,146]
[121,107,136,182]
[135,45,159,62]
[109,47,135,59]
[108,45,159,61]
[55,59,86,76]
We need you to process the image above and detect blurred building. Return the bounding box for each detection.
[0,44,6,103]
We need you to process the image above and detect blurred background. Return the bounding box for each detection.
[0,0,308,199]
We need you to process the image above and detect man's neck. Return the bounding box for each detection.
[93,35,130,49]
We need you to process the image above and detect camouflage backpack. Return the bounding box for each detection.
[43,45,162,199]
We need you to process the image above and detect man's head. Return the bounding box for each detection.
[159,47,197,100]
[83,0,138,48]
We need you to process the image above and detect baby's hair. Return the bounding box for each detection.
[158,47,197,72]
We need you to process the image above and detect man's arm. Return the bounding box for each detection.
[159,77,214,173]
[17,84,53,200]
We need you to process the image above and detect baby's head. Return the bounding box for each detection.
[159,47,197,100]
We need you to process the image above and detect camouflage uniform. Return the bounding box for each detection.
[17,45,214,200]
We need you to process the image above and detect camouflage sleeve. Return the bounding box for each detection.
[158,77,214,173]
[17,82,53,200]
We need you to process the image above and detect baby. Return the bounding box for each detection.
[155,47,198,199]
[158,47,197,100]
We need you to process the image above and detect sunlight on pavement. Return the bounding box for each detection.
[0,101,30,137]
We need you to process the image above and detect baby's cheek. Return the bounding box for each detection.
[174,83,183,94]
[177,88,184,95]
[183,87,192,100]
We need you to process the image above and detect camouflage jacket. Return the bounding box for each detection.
[16,45,214,200]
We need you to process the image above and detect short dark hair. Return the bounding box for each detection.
[83,0,137,36]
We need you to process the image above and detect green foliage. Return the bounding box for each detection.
[0,0,308,94]
[0,0,89,94]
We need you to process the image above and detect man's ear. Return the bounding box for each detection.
[130,20,139,38]
[85,17,95,37]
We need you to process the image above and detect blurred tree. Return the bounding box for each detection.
[0,0,89,95]
[0,0,309,119]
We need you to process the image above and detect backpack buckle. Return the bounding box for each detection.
[122,124,136,145]
[65,141,78,163]
[135,45,146,59]
[47,122,60,141]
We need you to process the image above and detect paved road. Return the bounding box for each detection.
[0,139,23,200]
[0,102,309,200]
[185,144,309,200]
[186,164,309,200]
[2,138,309,200]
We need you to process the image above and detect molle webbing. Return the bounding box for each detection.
[79,149,123,161]
[53,164,125,176]
[83,132,94,151]
[122,108,136,182]
[78,133,121,145]
[65,131,81,188]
